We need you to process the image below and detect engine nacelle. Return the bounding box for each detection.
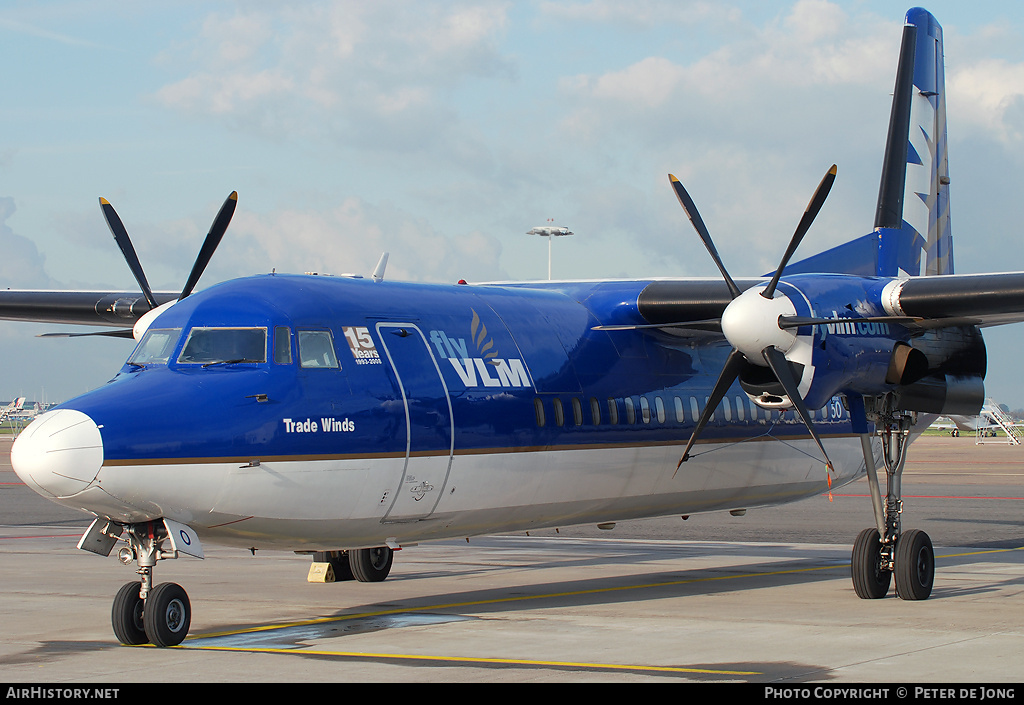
[894,374,985,415]
[782,275,987,412]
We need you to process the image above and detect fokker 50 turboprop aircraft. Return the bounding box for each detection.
[3,7,1022,647]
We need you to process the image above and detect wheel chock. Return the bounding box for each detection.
[307,561,336,583]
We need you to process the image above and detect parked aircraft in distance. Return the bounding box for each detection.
[3,7,1023,647]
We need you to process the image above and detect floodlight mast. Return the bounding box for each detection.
[526,222,574,280]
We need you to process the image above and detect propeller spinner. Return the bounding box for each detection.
[671,166,837,479]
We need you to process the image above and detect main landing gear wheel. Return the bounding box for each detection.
[894,528,934,601]
[314,550,355,581]
[143,582,191,647]
[112,581,148,645]
[349,546,393,582]
[851,528,892,599]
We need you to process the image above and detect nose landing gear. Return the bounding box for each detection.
[80,517,200,647]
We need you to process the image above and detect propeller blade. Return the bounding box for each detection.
[762,165,838,300]
[99,198,159,311]
[761,345,834,477]
[676,347,746,471]
[668,174,742,300]
[37,329,135,339]
[593,319,722,332]
[179,191,238,301]
[777,314,923,329]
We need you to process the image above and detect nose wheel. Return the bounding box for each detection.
[112,580,192,647]
[111,582,147,645]
[96,520,197,647]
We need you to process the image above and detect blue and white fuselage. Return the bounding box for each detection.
[13,273,870,550]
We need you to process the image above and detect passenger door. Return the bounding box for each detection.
[376,323,454,522]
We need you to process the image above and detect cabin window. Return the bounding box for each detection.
[534,398,546,427]
[607,398,619,425]
[639,396,651,424]
[735,396,745,421]
[689,397,699,422]
[178,327,266,365]
[624,397,636,424]
[655,396,666,424]
[674,396,685,423]
[553,398,565,426]
[723,397,732,422]
[572,397,583,426]
[590,397,601,425]
[298,330,340,369]
[273,326,293,365]
[129,328,181,366]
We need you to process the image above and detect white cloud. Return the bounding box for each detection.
[154,1,514,156]
[223,197,506,285]
[0,198,57,289]
[948,59,1024,144]
[562,2,894,117]
[537,0,734,29]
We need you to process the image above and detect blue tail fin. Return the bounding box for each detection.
[785,7,953,278]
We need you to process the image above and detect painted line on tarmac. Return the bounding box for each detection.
[190,560,843,641]
[176,544,1024,674]
[180,643,760,676]
[178,559,855,675]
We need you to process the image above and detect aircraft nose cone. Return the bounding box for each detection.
[11,409,104,498]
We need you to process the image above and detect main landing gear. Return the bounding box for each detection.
[80,518,200,647]
[311,547,394,583]
[850,408,934,600]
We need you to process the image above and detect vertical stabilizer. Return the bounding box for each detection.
[876,7,953,276]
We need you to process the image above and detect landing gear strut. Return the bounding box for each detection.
[851,404,934,600]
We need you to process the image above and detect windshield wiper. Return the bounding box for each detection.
[201,358,262,368]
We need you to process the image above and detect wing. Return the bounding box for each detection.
[0,290,177,330]
[882,272,1024,328]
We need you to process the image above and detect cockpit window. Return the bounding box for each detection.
[273,326,293,365]
[298,330,340,369]
[178,327,267,365]
[128,328,181,366]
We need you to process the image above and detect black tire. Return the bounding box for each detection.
[349,546,393,582]
[894,529,934,600]
[112,582,148,645]
[314,550,354,582]
[143,582,191,647]
[851,528,891,599]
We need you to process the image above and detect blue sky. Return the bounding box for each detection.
[3,0,1024,406]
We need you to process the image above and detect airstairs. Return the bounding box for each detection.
[976,399,1022,445]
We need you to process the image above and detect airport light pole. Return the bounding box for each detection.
[527,221,574,280]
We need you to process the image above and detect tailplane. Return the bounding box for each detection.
[785,7,953,278]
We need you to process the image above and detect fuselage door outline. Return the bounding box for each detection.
[375,322,455,523]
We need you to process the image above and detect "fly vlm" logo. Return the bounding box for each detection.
[429,310,531,389]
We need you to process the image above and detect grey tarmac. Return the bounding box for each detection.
[2,435,1022,683]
